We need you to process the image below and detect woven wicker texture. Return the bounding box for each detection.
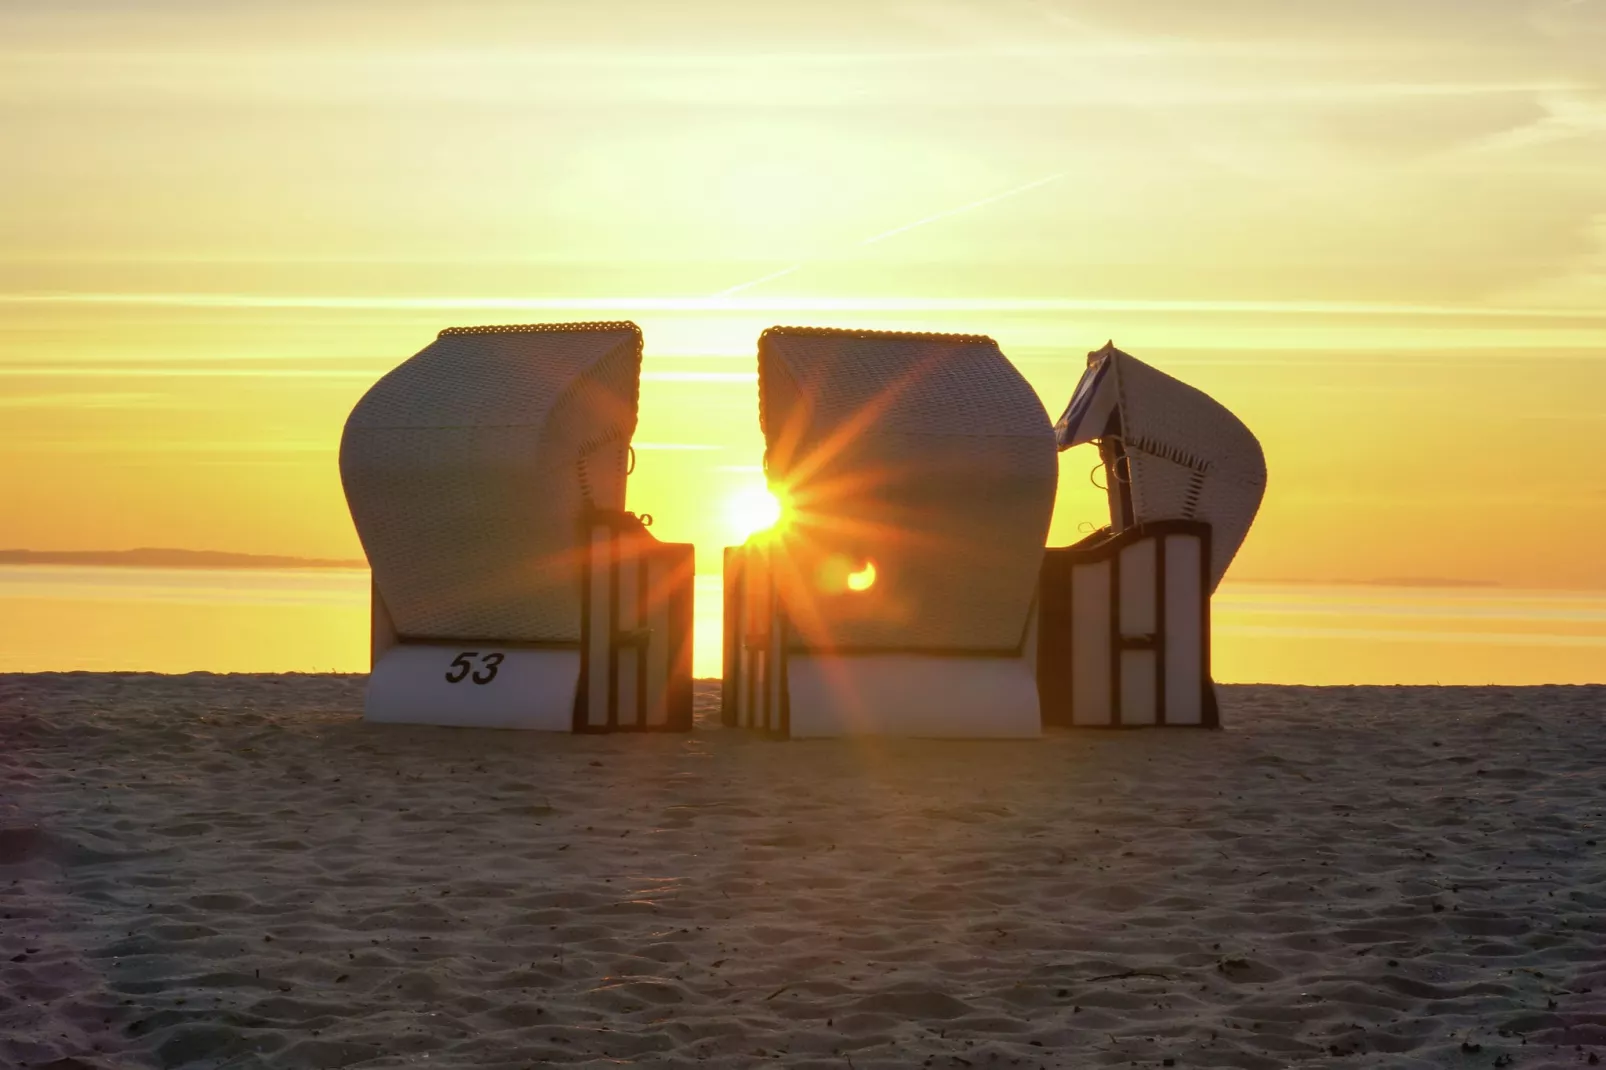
[340,323,641,642]
[757,327,1057,652]
[1101,345,1267,590]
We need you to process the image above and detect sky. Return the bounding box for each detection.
[2,0,1605,591]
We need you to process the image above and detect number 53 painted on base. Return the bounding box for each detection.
[445,651,504,685]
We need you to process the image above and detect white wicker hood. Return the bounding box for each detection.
[340,322,641,643]
[757,327,1058,653]
[1055,342,1266,590]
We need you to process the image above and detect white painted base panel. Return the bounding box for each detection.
[365,644,579,730]
[785,655,1041,738]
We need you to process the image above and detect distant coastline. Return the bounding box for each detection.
[1232,576,1501,589]
[0,548,366,570]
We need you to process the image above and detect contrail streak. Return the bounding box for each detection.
[711,171,1067,298]
[717,263,804,299]
[856,172,1066,247]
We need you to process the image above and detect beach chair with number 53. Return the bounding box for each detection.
[339,322,693,733]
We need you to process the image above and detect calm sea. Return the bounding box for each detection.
[1,565,1601,685]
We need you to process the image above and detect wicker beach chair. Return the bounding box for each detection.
[1038,342,1267,727]
[722,327,1058,738]
[340,322,693,732]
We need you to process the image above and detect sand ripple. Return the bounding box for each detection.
[2,674,1603,1067]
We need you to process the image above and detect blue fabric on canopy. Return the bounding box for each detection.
[1053,353,1111,451]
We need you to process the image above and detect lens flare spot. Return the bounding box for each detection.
[846,560,877,592]
[725,485,785,542]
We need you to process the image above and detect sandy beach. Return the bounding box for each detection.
[2,675,1603,1069]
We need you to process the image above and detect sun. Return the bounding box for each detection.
[724,484,786,542]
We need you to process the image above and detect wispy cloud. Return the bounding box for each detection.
[1498,212,1606,307]
[3,47,1570,108]
[0,391,176,409]
[5,292,1606,318]
[640,372,757,382]
[630,442,723,450]
[0,365,377,379]
[1455,87,1606,154]
[717,172,1067,298]
[6,438,333,454]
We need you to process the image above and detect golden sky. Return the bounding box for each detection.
[3,0,1604,589]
